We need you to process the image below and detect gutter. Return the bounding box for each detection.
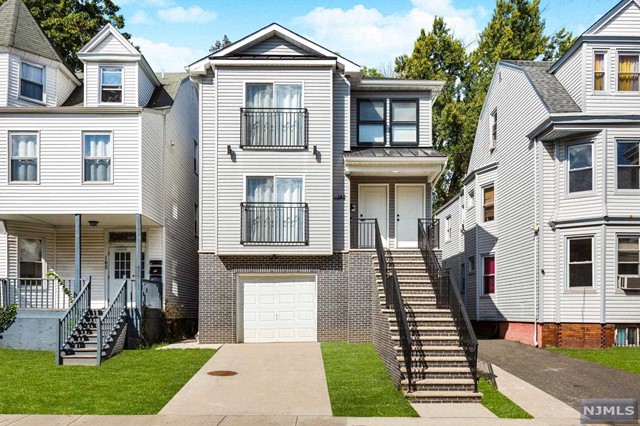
[0,107,143,114]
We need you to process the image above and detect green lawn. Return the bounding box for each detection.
[0,348,214,414]
[548,346,640,375]
[321,342,418,417]
[479,378,532,419]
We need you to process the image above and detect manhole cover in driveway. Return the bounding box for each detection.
[207,370,237,376]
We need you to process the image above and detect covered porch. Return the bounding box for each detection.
[345,147,446,249]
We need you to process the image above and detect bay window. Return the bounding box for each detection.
[618,54,639,92]
[568,237,593,288]
[20,62,44,102]
[568,143,593,193]
[10,133,38,183]
[594,53,606,92]
[617,141,639,190]
[618,237,639,277]
[83,133,112,182]
[483,256,495,294]
[483,186,494,222]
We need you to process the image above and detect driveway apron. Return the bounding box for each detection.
[160,343,333,416]
[479,339,640,410]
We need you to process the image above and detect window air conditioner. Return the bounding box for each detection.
[618,276,640,290]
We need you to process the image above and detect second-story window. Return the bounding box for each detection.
[100,66,123,103]
[83,133,112,183]
[20,62,44,102]
[618,54,639,92]
[490,110,498,149]
[483,186,494,222]
[358,100,385,145]
[444,215,451,242]
[390,100,418,145]
[568,143,593,193]
[10,133,38,183]
[594,53,606,92]
[617,141,639,190]
[193,139,199,175]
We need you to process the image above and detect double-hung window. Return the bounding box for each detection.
[10,133,38,183]
[83,133,112,182]
[617,141,639,190]
[358,100,385,145]
[244,176,306,244]
[19,237,43,279]
[594,53,606,92]
[568,237,593,288]
[390,100,418,145]
[568,143,593,193]
[618,237,639,278]
[483,186,494,222]
[20,62,44,102]
[244,83,303,148]
[618,54,639,92]
[100,66,123,103]
[483,256,495,294]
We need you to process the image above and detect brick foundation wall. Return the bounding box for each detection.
[198,251,375,343]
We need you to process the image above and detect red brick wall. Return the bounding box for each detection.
[479,321,617,348]
[499,321,536,345]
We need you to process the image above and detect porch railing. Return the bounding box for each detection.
[1,278,78,310]
[371,218,413,390]
[240,107,308,149]
[141,279,163,309]
[56,278,91,365]
[241,202,309,245]
[427,218,440,249]
[351,218,376,249]
[418,219,478,392]
[97,280,128,365]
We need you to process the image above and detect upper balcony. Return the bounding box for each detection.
[240,107,308,149]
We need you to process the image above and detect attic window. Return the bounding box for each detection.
[20,62,44,102]
[100,66,123,103]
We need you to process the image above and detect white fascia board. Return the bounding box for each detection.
[211,59,338,67]
[77,53,141,62]
[78,23,138,55]
[2,46,81,86]
[356,79,444,92]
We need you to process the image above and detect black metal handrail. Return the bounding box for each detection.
[56,277,91,365]
[241,202,309,245]
[427,218,440,249]
[418,218,478,392]
[97,280,128,365]
[1,278,76,310]
[351,218,376,249]
[372,219,413,390]
[240,107,308,149]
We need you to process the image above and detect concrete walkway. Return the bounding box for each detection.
[479,339,640,410]
[159,343,332,416]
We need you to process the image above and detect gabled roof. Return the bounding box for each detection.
[189,23,360,75]
[0,0,62,62]
[78,23,138,56]
[501,61,581,114]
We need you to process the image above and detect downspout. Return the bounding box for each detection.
[533,137,539,347]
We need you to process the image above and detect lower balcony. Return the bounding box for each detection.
[241,202,309,246]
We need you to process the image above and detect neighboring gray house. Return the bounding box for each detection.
[436,0,640,349]
[0,0,199,361]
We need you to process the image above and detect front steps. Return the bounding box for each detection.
[374,250,481,403]
[60,309,104,366]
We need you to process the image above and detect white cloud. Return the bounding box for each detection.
[130,10,150,25]
[132,36,200,72]
[157,5,216,24]
[293,0,482,68]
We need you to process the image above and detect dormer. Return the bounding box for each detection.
[77,24,161,108]
[0,0,80,107]
[551,0,640,114]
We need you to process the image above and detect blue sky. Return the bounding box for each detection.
[116,0,620,72]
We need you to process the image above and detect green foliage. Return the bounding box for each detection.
[548,347,640,375]
[161,302,183,342]
[0,0,128,71]
[46,270,73,303]
[398,1,577,207]
[321,342,418,417]
[0,348,215,414]
[362,65,384,78]
[479,377,533,418]
[0,304,17,336]
[210,35,232,53]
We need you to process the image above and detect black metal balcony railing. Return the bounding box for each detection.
[241,202,309,245]
[240,108,308,149]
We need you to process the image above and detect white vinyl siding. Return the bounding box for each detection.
[207,66,333,254]
[140,112,164,224]
[592,2,640,36]
[138,65,155,107]
[554,47,583,107]
[200,69,216,251]
[240,36,310,56]
[92,33,134,55]
[333,74,349,251]
[7,53,57,107]
[0,53,8,106]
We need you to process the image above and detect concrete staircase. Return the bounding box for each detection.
[374,250,481,403]
[60,309,104,366]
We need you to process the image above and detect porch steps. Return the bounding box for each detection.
[60,309,104,366]
[374,250,480,403]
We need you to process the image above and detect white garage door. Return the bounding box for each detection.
[242,276,317,343]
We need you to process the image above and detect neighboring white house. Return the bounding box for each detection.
[188,23,448,344]
[0,0,199,336]
[436,0,640,348]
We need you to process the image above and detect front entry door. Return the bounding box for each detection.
[108,247,140,304]
[396,184,425,248]
[359,185,388,246]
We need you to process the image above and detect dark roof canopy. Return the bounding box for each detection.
[345,147,445,158]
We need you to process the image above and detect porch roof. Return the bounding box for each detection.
[345,147,445,158]
[344,147,447,179]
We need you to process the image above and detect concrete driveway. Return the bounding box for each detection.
[160,343,332,416]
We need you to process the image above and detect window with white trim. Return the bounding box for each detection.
[618,236,639,277]
[568,143,593,193]
[483,186,494,222]
[489,110,497,149]
[19,237,43,278]
[618,54,639,92]
[20,62,44,102]
[483,255,495,294]
[10,133,38,182]
[468,256,475,273]
[568,237,593,288]
[445,215,452,242]
[594,52,606,92]
[100,66,123,103]
[83,133,112,182]
[617,141,639,190]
